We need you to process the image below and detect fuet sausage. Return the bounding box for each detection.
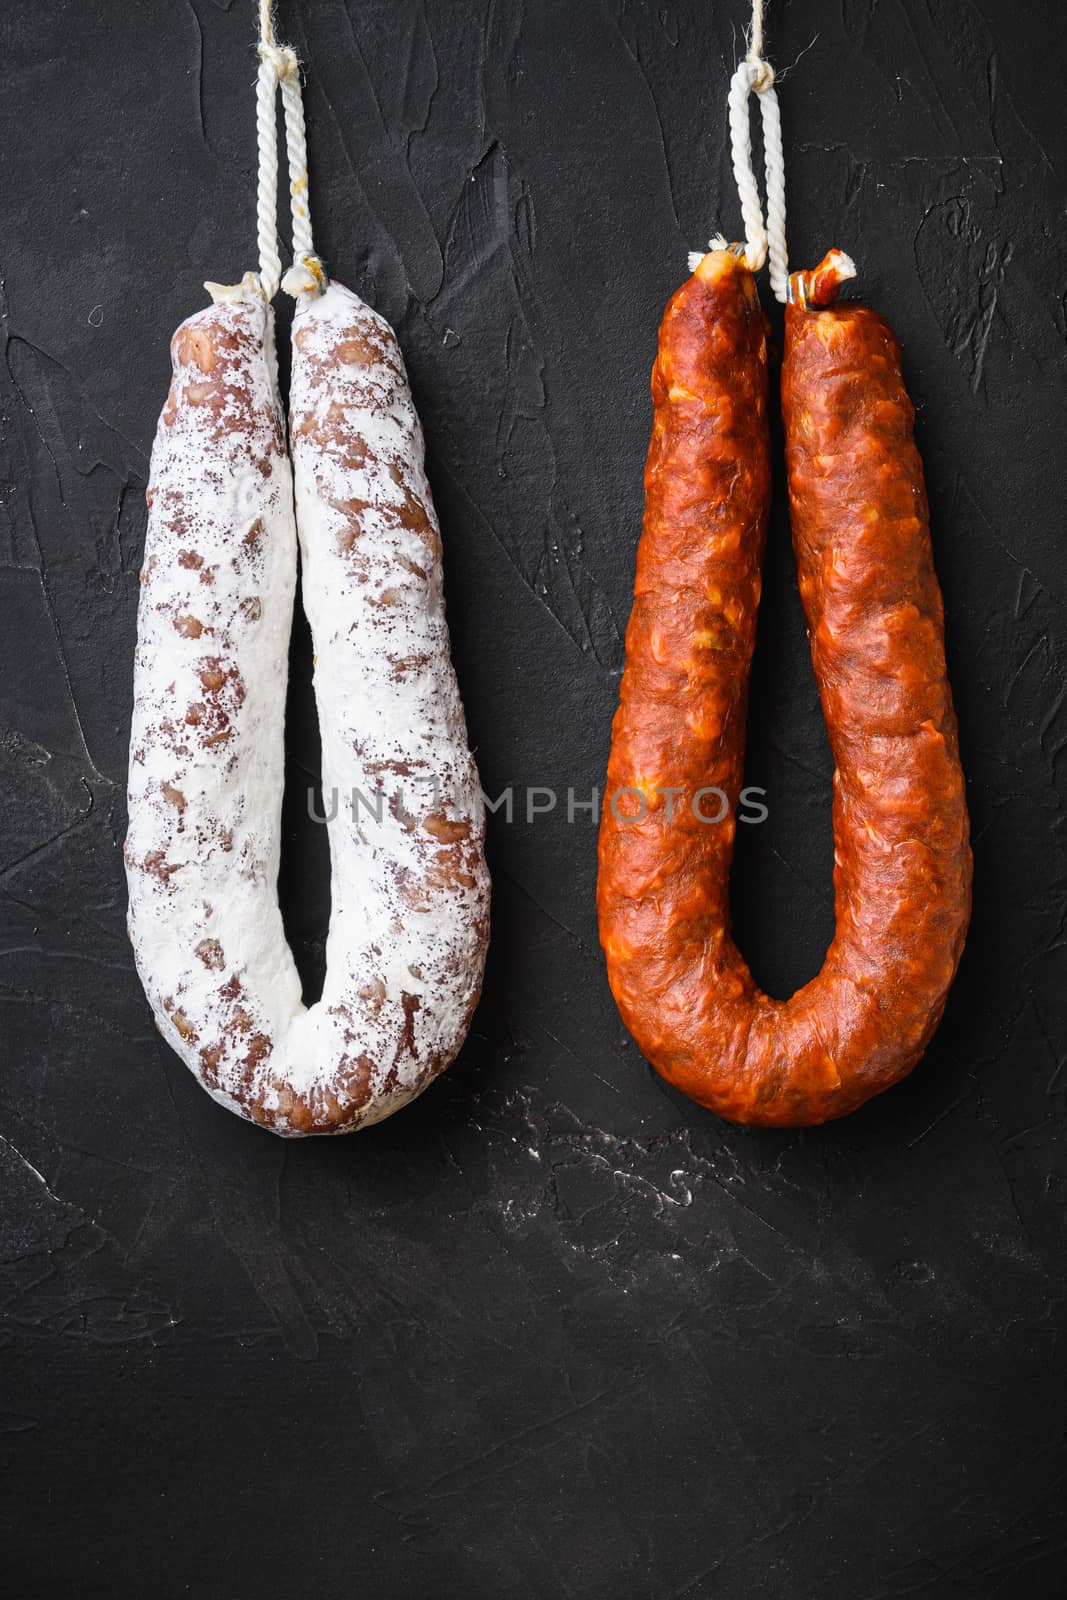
[126,278,490,1135]
[597,247,971,1126]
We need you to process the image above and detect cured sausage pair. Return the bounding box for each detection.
[126,276,490,1135]
[597,247,971,1125]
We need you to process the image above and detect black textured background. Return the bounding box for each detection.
[2,1,1065,1595]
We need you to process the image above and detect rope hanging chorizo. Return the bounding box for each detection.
[125,279,490,1135]
[597,247,971,1126]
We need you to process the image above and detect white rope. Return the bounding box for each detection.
[755,82,787,300]
[250,4,289,299]
[691,1,789,301]
[728,62,770,275]
[253,45,284,300]
[279,65,324,296]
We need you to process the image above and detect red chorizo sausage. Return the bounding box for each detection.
[597,247,971,1126]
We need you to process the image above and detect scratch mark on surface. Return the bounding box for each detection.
[184,0,208,149]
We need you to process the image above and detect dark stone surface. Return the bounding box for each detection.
[1,1,1065,1594]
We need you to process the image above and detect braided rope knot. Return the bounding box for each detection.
[746,55,775,93]
[258,40,298,80]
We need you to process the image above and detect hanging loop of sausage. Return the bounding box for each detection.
[125,15,490,1136]
[597,246,971,1126]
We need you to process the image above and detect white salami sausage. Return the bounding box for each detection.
[126,282,490,1135]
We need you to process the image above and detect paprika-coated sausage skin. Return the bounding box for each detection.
[597,249,773,1113]
[597,248,971,1126]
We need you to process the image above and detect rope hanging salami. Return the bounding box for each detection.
[126,2,490,1136]
[597,3,971,1126]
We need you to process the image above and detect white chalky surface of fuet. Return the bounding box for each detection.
[125,283,490,1135]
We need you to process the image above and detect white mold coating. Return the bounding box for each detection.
[125,283,489,1134]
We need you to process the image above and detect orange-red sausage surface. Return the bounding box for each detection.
[597,247,971,1126]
